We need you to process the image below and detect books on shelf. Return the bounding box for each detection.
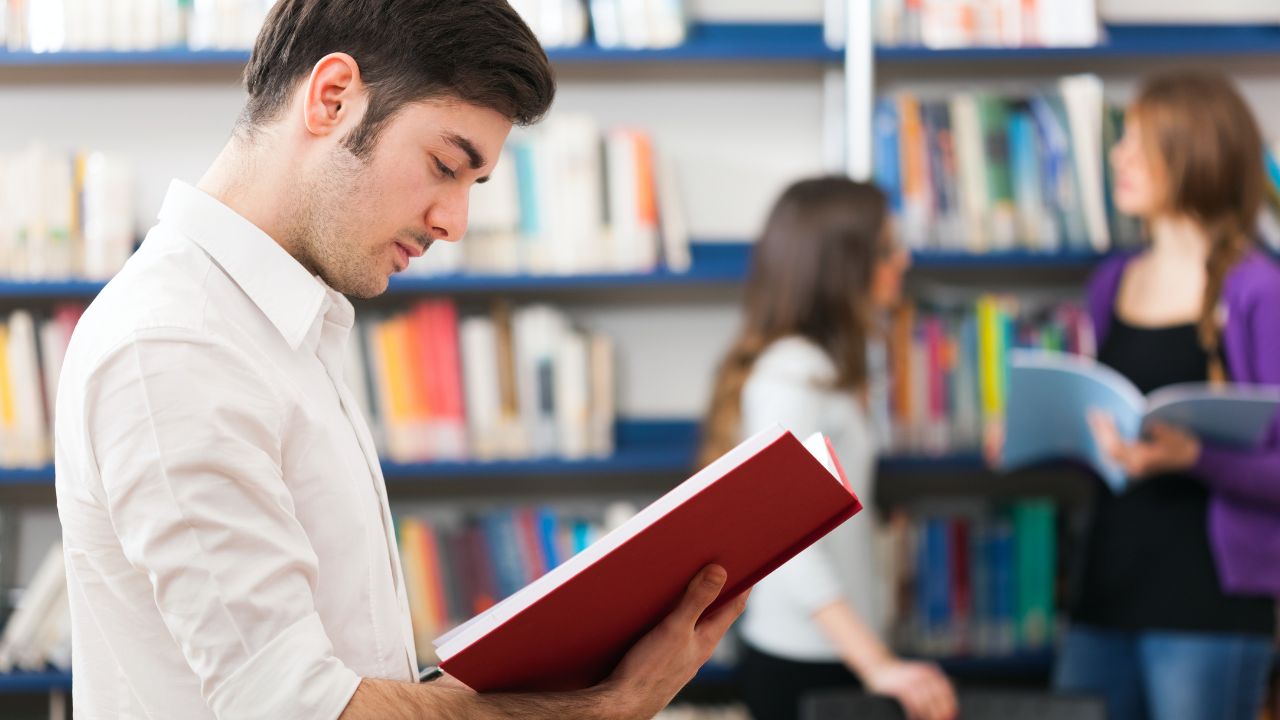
[415,116,690,278]
[1003,349,1280,491]
[2,0,266,53]
[395,502,629,665]
[0,305,82,470]
[883,296,1094,455]
[508,0,689,50]
[879,500,1059,659]
[349,300,617,465]
[433,426,861,692]
[868,0,1100,49]
[0,541,70,673]
[875,75,1142,255]
[0,144,135,281]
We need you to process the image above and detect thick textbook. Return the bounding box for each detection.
[432,426,863,692]
[1002,349,1280,491]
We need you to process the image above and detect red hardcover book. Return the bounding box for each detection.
[434,426,862,693]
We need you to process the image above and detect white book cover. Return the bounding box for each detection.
[37,318,67,433]
[588,334,615,457]
[554,330,590,459]
[605,129,643,272]
[82,152,135,281]
[514,306,565,457]
[949,94,990,253]
[654,150,690,273]
[460,317,502,461]
[644,0,687,49]
[589,0,623,48]
[1038,0,1100,47]
[618,0,652,49]
[922,0,977,49]
[1059,74,1110,252]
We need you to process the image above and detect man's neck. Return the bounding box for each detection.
[198,131,297,251]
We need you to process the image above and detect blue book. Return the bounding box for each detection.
[874,99,903,215]
[1002,349,1280,491]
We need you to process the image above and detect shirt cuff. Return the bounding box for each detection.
[207,612,362,720]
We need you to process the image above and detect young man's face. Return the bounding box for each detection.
[294,98,513,298]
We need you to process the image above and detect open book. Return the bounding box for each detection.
[432,426,862,693]
[1002,349,1280,491]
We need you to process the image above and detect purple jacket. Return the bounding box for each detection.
[1088,249,1280,598]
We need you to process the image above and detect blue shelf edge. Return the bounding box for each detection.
[0,418,995,487]
[878,24,1280,62]
[0,246,1117,299]
[0,669,72,693]
[0,24,838,67]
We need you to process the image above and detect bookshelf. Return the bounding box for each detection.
[0,22,839,68]
[0,245,1113,301]
[877,24,1280,64]
[5,7,1279,711]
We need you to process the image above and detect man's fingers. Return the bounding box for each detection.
[670,565,727,631]
[695,589,750,644]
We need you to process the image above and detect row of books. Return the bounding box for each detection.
[0,298,615,469]
[395,503,635,665]
[0,145,136,281]
[0,306,81,469]
[1,0,271,53]
[346,301,616,465]
[415,118,690,278]
[881,297,1093,454]
[868,0,1100,50]
[512,0,688,50]
[875,75,1142,255]
[880,501,1059,658]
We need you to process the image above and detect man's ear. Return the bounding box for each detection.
[301,52,365,138]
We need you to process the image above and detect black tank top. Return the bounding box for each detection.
[1070,313,1275,635]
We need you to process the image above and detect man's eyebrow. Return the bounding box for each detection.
[443,133,486,171]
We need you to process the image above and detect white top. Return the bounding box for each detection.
[736,336,882,663]
[54,181,416,720]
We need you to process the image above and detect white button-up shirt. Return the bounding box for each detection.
[55,181,417,719]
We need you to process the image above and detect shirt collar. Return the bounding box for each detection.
[156,180,331,350]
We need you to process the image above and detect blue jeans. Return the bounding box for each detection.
[1053,625,1274,720]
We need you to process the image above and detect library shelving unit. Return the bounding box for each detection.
[4,15,1280,711]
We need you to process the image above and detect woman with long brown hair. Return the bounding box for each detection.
[1050,71,1280,719]
[700,178,956,720]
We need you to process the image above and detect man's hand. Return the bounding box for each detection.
[1089,410,1201,479]
[341,564,749,720]
[598,564,750,719]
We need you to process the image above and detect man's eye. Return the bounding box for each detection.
[434,158,457,179]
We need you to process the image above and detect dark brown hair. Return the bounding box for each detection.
[241,0,556,157]
[698,178,891,466]
[1130,71,1265,381]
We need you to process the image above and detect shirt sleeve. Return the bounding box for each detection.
[85,328,362,720]
[740,351,870,615]
[1193,277,1280,511]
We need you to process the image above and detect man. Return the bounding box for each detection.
[54,1,747,718]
